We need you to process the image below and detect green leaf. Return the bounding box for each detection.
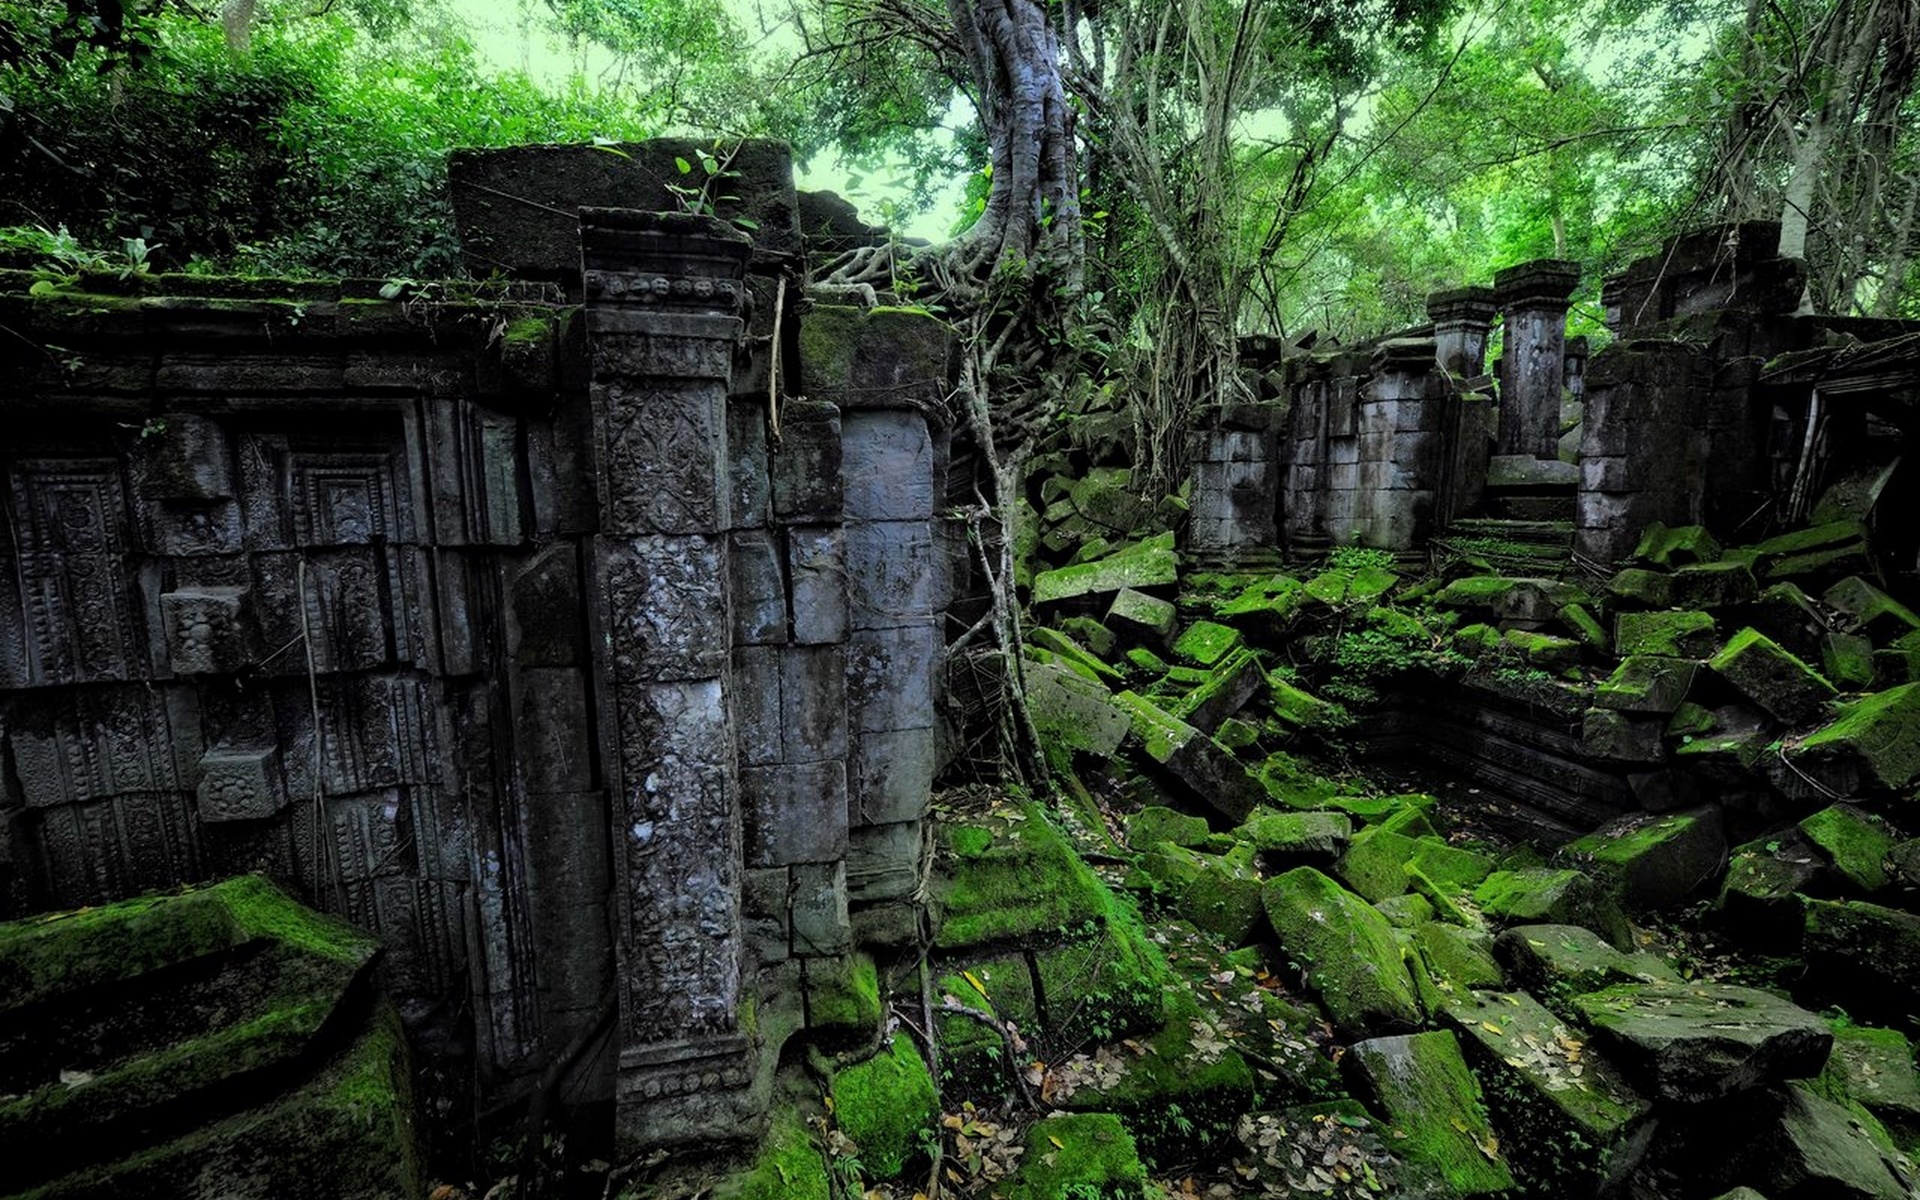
[675,156,693,175]
[732,216,761,230]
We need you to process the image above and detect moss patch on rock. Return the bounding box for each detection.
[830,1032,937,1180]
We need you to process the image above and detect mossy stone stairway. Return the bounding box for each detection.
[1439,455,1579,577]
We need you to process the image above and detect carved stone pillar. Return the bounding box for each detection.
[580,209,757,1149]
[1426,286,1497,378]
[1493,259,1581,458]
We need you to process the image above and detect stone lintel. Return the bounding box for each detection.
[1494,258,1582,309]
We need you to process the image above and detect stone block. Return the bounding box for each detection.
[1787,684,1920,795]
[849,726,936,827]
[1609,568,1673,608]
[604,534,729,682]
[770,399,843,522]
[516,668,593,791]
[1574,982,1830,1103]
[728,529,788,645]
[509,544,585,667]
[1798,803,1895,893]
[781,644,847,762]
[1825,576,1920,642]
[133,412,232,500]
[1709,627,1837,725]
[727,398,772,527]
[790,861,852,956]
[1582,708,1667,763]
[1560,807,1726,910]
[744,761,850,867]
[1263,867,1424,1034]
[1474,868,1634,950]
[1027,660,1131,768]
[1670,560,1757,608]
[786,525,849,644]
[1170,648,1265,734]
[1595,655,1697,714]
[1634,522,1722,567]
[804,307,950,415]
[1614,610,1718,659]
[1114,691,1264,822]
[732,646,783,768]
[847,622,938,733]
[1031,537,1178,605]
[1348,1031,1516,1195]
[839,407,936,521]
[843,519,939,629]
[741,866,791,964]
[196,747,288,822]
[160,586,252,675]
[847,820,923,904]
[1751,581,1829,662]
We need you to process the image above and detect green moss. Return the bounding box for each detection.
[830,1033,937,1180]
[1124,805,1213,851]
[1004,1113,1148,1200]
[1794,683,1920,792]
[1262,867,1424,1033]
[1253,751,1342,809]
[1033,913,1170,1051]
[934,959,1034,1100]
[1172,620,1243,666]
[1799,804,1896,893]
[720,1101,830,1200]
[1615,609,1718,658]
[936,806,1114,950]
[1350,1030,1514,1194]
[806,953,882,1035]
[1472,868,1633,950]
[1666,701,1717,736]
[0,875,373,1015]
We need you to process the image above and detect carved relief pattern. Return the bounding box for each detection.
[290,452,403,545]
[597,383,723,535]
[196,748,286,822]
[605,535,728,682]
[612,679,742,1048]
[10,461,137,684]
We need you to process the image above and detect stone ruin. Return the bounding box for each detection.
[5,136,1920,1198]
[0,139,956,1181]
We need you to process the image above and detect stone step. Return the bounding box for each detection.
[1445,518,1576,546]
[1488,493,1577,522]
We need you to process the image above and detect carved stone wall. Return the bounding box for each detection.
[0,141,955,1152]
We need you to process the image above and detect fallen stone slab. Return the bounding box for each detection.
[1170,646,1265,733]
[1347,1030,1515,1196]
[1114,690,1264,822]
[1414,923,1503,993]
[1237,808,1353,866]
[1263,867,1424,1034]
[1474,868,1634,950]
[1710,627,1838,725]
[1636,522,1722,567]
[1802,898,1920,1015]
[1441,989,1653,1197]
[1435,575,1580,624]
[1582,707,1668,763]
[1135,841,1264,945]
[1106,586,1176,640]
[1338,824,1494,904]
[1690,1084,1915,1200]
[1495,923,1676,1005]
[1715,833,1827,951]
[1125,805,1214,851]
[1819,1022,1920,1144]
[1798,804,1895,893]
[1753,520,1869,577]
[1615,609,1719,658]
[1786,683,1920,796]
[1172,619,1243,666]
[1572,981,1832,1103]
[1596,655,1698,714]
[1032,535,1178,604]
[1559,807,1727,910]
[1672,560,1759,608]
[1026,659,1131,772]
[1751,581,1831,662]
[1826,576,1920,643]
[1610,567,1673,608]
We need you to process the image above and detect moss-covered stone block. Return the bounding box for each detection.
[1125,805,1213,851]
[1616,609,1719,658]
[1787,683,1920,795]
[1301,565,1398,609]
[1003,1112,1148,1200]
[1339,825,1494,904]
[1817,1023,1920,1145]
[1348,1030,1515,1195]
[1610,567,1674,608]
[1172,620,1242,666]
[1107,587,1177,640]
[935,806,1112,951]
[1033,535,1179,605]
[1262,867,1424,1034]
[1254,751,1343,810]
[1034,919,1169,1054]
[1560,807,1726,910]
[1135,842,1264,944]
[1671,560,1759,608]
[1113,690,1265,822]
[1027,660,1131,773]
[1826,576,1920,642]
[934,957,1035,1099]
[1597,655,1699,714]
[1636,522,1722,567]
[1493,923,1676,1012]
[1582,707,1668,763]
[1799,804,1896,894]
[1170,647,1266,733]
[1715,833,1824,952]
[1375,893,1436,928]
[1237,808,1353,864]
[1441,989,1653,1196]
[1560,602,1611,652]
[805,952,882,1037]
[1414,923,1503,994]
[829,1032,937,1180]
[1473,868,1633,950]
[0,877,418,1200]
[1710,627,1838,725]
[1573,981,1831,1103]
[1822,631,1878,691]
[1267,674,1347,730]
[1030,627,1124,683]
[1504,628,1585,669]
[1803,899,1920,1017]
